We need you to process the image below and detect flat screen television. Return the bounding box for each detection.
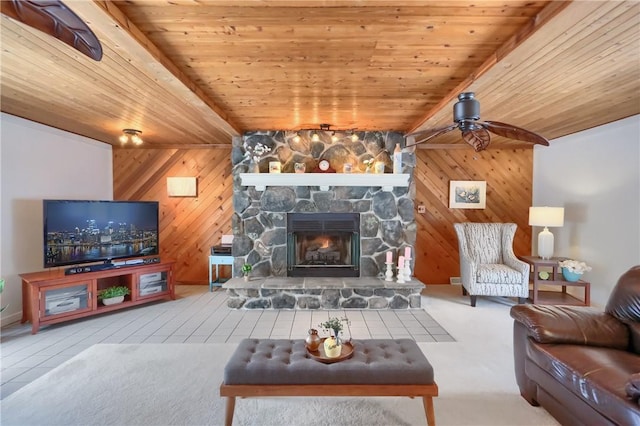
[43,200,159,268]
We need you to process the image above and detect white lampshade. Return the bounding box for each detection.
[528,207,564,227]
[529,207,564,259]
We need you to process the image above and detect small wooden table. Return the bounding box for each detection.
[519,256,590,306]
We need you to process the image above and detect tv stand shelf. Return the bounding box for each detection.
[20,260,175,334]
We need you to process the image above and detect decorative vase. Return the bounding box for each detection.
[248,160,259,173]
[243,275,250,282]
[102,295,124,306]
[562,268,582,282]
[305,328,321,352]
[323,336,342,358]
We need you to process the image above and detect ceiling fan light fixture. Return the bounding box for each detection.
[331,131,338,143]
[350,131,359,142]
[293,132,301,143]
[311,131,320,142]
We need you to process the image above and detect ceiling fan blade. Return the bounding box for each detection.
[462,128,491,152]
[405,124,458,147]
[1,0,103,61]
[483,121,549,146]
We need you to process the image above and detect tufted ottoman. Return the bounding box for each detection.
[219,338,438,425]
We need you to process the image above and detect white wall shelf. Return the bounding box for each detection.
[240,173,410,192]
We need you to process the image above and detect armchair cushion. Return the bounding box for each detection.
[510,304,630,350]
[477,264,525,284]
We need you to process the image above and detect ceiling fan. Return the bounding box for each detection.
[405,92,549,152]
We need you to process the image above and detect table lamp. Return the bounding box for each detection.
[529,206,564,259]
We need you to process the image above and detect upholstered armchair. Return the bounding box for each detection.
[454,223,529,307]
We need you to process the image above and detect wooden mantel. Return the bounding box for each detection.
[239,173,410,192]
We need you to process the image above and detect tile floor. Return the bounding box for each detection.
[0,285,453,399]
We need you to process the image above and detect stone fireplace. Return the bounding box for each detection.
[230,130,417,279]
[287,212,360,277]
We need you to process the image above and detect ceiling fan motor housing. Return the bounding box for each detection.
[453,92,481,127]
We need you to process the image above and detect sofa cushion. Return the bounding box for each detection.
[527,341,640,425]
[511,304,630,349]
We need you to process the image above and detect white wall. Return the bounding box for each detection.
[532,115,640,307]
[0,113,113,325]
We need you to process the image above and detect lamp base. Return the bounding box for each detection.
[537,227,554,260]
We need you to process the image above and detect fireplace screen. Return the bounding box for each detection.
[287,213,360,277]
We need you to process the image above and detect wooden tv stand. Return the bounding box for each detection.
[20,260,175,334]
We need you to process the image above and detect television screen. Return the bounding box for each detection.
[43,200,159,268]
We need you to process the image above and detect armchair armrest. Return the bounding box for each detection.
[510,304,630,350]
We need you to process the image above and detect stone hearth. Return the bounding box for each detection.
[223,277,424,310]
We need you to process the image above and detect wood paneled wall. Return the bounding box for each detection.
[413,148,533,284]
[113,146,532,285]
[113,148,234,284]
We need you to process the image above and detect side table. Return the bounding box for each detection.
[519,256,590,306]
[209,254,234,291]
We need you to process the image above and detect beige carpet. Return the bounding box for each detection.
[0,341,558,426]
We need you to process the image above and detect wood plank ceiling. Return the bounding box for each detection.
[1,1,638,148]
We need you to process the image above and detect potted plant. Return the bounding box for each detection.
[241,263,252,282]
[98,286,130,306]
[319,317,350,358]
[558,259,592,282]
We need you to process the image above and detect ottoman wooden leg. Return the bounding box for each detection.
[423,396,436,426]
[225,396,236,426]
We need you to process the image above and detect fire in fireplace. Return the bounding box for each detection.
[287,213,360,277]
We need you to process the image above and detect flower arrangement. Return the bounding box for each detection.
[98,286,130,300]
[319,316,350,348]
[243,141,272,163]
[558,259,592,274]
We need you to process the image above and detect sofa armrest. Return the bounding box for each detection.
[510,304,630,350]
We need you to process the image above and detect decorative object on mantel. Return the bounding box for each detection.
[294,162,306,173]
[269,161,281,173]
[313,159,335,173]
[243,140,272,173]
[529,206,564,259]
[393,143,403,173]
[363,159,374,173]
[558,259,591,282]
[241,263,252,282]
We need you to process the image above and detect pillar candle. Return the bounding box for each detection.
[386,251,393,263]
[404,246,411,259]
[398,255,405,268]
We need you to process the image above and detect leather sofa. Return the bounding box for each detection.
[510,265,640,425]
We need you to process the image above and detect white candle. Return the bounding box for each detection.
[398,255,405,268]
[404,246,411,259]
[386,251,393,263]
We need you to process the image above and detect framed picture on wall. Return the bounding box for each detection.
[449,180,486,209]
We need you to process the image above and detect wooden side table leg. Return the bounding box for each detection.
[422,396,436,426]
[585,282,591,306]
[225,396,236,426]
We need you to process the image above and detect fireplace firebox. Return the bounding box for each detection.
[287,213,360,277]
